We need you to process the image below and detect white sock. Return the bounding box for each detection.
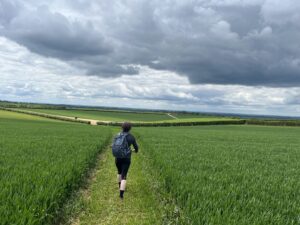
[120,180,127,191]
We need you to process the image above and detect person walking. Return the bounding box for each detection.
[112,122,138,199]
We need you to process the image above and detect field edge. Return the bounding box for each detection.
[55,134,113,225]
[136,134,192,225]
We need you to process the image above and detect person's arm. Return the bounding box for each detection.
[128,134,139,153]
[132,138,139,153]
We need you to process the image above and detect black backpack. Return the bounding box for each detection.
[112,132,131,158]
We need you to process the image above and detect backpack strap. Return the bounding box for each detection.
[121,132,129,148]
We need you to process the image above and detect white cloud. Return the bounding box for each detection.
[0,1,300,117]
[0,37,300,116]
[210,20,239,40]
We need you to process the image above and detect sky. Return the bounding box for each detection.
[0,0,300,116]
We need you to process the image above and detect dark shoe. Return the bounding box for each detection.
[120,190,124,199]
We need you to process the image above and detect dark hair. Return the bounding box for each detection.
[122,122,132,132]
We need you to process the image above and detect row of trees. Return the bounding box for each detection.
[0,100,66,109]
[246,119,300,127]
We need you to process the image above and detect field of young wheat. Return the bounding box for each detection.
[0,110,111,224]
[137,125,300,225]
[2,108,300,225]
[15,108,173,122]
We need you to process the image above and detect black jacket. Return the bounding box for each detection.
[124,132,139,153]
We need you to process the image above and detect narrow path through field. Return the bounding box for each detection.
[70,146,164,225]
[166,113,178,119]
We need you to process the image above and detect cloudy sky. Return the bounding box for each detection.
[1,0,300,116]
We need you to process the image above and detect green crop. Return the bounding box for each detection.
[2,108,299,225]
[16,108,173,122]
[14,108,239,125]
[137,125,300,225]
[0,110,112,224]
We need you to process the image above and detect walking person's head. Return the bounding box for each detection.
[122,122,132,132]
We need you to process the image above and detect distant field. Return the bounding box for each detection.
[0,110,111,224]
[18,108,173,122]
[15,108,235,123]
[156,117,236,123]
[0,109,58,122]
[137,125,300,224]
[171,113,221,119]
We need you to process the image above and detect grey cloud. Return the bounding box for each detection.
[1,0,300,86]
[1,5,112,59]
[285,92,300,105]
[261,0,300,25]
[86,64,139,77]
[211,5,262,36]
[0,0,21,25]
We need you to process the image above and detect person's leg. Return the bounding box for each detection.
[115,158,122,188]
[120,158,131,199]
[117,174,121,188]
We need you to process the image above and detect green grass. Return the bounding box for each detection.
[0,110,112,224]
[3,108,299,225]
[136,125,300,224]
[72,145,166,225]
[17,108,173,122]
[0,109,58,122]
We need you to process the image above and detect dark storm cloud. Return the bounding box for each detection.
[1,0,300,86]
[0,4,112,59]
[212,4,262,36]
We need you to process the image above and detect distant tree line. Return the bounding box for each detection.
[0,100,66,109]
[246,119,300,127]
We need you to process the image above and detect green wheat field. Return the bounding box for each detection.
[0,109,299,225]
